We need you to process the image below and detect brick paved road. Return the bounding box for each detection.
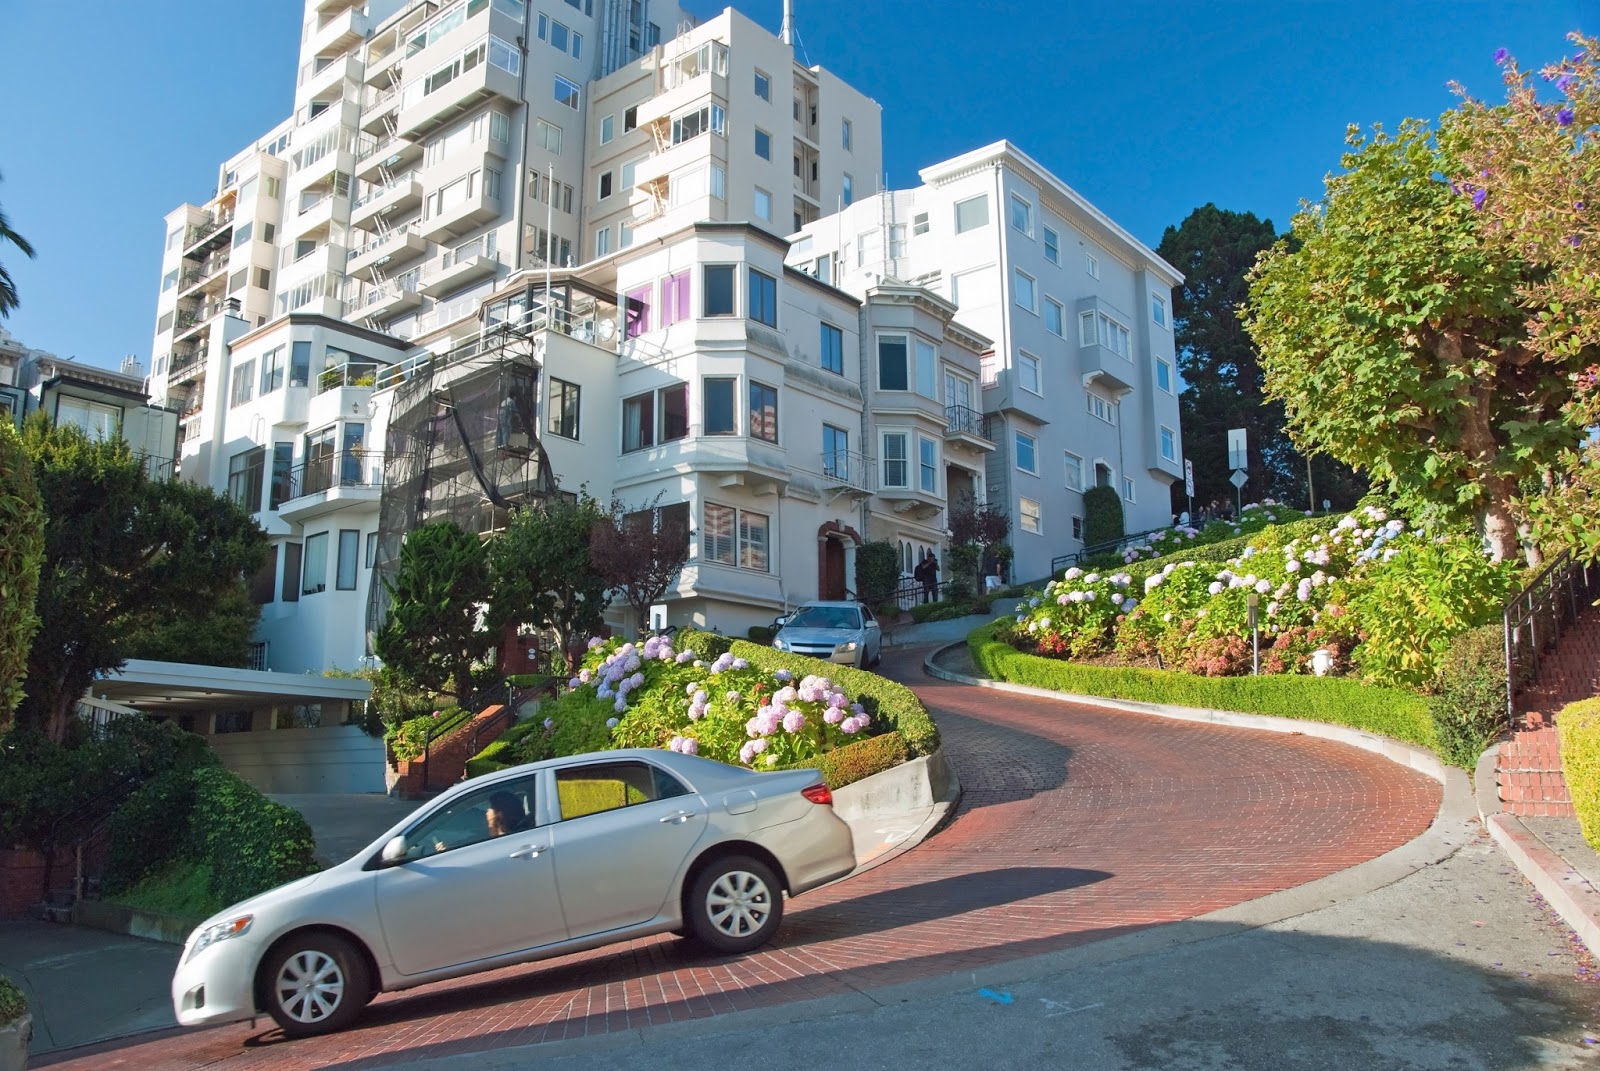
[40,648,1439,1071]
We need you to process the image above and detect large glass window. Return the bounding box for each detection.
[1160,426,1178,462]
[548,378,580,440]
[878,335,908,391]
[823,424,849,478]
[881,432,908,488]
[954,195,988,233]
[915,339,937,399]
[230,360,256,407]
[1015,431,1038,474]
[336,529,360,590]
[1157,358,1174,393]
[754,128,771,160]
[738,510,769,571]
[1064,452,1084,492]
[290,341,312,387]
[553,76,580,109]
[303,532,329,595]
[1045,298,1064,337]
[703,265,735,317]
[259,346,285,395]
[227,447,265,512]
[624,284,652,338]
[1013,269,1037,313]
[703,378,736,435]
[270,443,294,509]
[661,271,690,326]
[820,322,843,375]
[748,268,777,326]
[623,385,687,452]
[748,381,777,443]
[919,435,938,493]
[702,502,734,564]
[55,398,118,441]
[1020,497,1042,534]
[1018,351,1041,394]
[622,392,654,453]
[1010,194,1033,236]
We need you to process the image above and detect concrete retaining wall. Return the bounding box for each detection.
[71,899,198,946]
[211,723,386,794]
[832,749,957,822]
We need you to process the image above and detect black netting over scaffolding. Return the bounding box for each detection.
[366,321,557,648]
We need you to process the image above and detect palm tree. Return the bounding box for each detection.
[0,171,36,319]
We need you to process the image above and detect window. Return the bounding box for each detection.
[166,228,182,252]
[1087,392,1117,424]
[554,76,580,109]
[661,270,690,326]
[881,432,908,488]
[710,164,726,199]
[161,269,178,293]
[1080,310,1131,358]
[621,155,644,189]
[748,268,777,326]
[600,114,614,143]
[954,194,988,233]
[1072,515,1084,540]
[1045,297,1064,336]
[230,359,256,407]
[1015,431,1038,475]
[256,267,271,291]
[1013,269,1037,313]
[1044,227,1059,264]
[753,187,771,222]
[877,335,908,391]
[918,435,937,493]
[703,264,735,316]
[336,530,359,590]
[623,284,651,338]
[554,761,688,821]
[262,222,275,243]
[823,424,849,478]
[536,119,563,153]
[671,103,725,144]
[623,105,638,132]
[270,443,293,509]
[366,531,378,568]
[303,532,329,594]
[889,223,906,259]
[403,773,540,858]
[548,378,580,440]
[290,341,311,387]
[1020,497,1041,534]
[738,510,769,571]
[227,447,265,512]
[264,175,281,199]
[282,542,302,603]
[1051,455,1083,504]
[158,311,174,332]
[915,339,937,399]
[754,128,771,160]
[1085,252,1100,278]
[598,170,613,199]
[703,503,734,565]
[1156,357,1173,393]
[233,223,252,247]
[754,70,770,100]
[1010,194,1033,236]
[748,381,778,443]
[842,173,854,206]
[913,211,929,236]
[622,384,687,451]
[1160,425,1178,462]
[1152,293,1168,327]
[820,323,843,375]
[842,118,852,150]
[1017,350,1041,394]
[703,377,736,435]
[259,347,285,394]
[594,227,611,256]
[1122,476,1136,502]
[229,269,248,293]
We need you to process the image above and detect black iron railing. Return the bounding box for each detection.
[944,404,992,441]
[1503,550,1599,727]
[1050,524,1182,575]
[284,448,384,501]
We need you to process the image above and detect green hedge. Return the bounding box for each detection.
[1560,698,1600,852]
[729,640,940,756]
[797,730,910,789]
[387,705,474,763]
[1429,625,1508,768]
[967,621,1435,750]
[0,976,24,1025]
[188,767,319,906]
[465,717,545,778]
[676,628,733,661]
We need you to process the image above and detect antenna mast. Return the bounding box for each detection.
[780,0,794,45]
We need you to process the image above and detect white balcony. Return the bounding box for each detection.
[395,60,520,141]
[302,54,361,103]
[347,227,429,274]
[310,6,368,54]
[419,245,501,296]
[360,84,402,133]
[356,277,424,319]
[355,134,424,182]
[315,0,361,14]
[417,189,500,243]
[634,71,724,131]
[350,174,422,228]
[291,193,350,238]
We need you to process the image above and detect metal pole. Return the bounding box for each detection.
[544,163,554,324]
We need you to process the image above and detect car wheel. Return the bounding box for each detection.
[686,855,784,954]
[259,933,372,1037]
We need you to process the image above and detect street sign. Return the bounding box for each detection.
[1227,428,1248,472]
[1229,470,1248,489]
[1184,459,1194,498]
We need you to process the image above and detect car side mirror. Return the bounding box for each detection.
[381,835,410,866]
[775,615,788,628]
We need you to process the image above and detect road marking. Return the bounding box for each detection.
[1039,998,1104,1017]
[977,987,1013,1004]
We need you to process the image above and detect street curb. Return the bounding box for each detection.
[1475,743,1600,955]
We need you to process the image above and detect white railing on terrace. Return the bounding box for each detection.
[348,224,415,261]
[353,171,418,210]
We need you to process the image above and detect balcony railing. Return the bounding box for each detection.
[820,449,874,492]
[357,274,420,310]
[348,224,416,262]
[352,171,417,211]
[315,360,383,394]
[944,404,993,441]
[284,448,384,500]
[185,211,235,248]
[168,348,203,378]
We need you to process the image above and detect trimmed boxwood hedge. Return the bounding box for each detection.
[795,730,910,789]
[0,976,24,1025]
[464,717,546,778]
[968,620,1435,750]
[1560,698,1600,851]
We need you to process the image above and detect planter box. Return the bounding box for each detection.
[0,1013,30,1071]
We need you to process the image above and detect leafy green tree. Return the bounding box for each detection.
[374,521,493,709]
[1450,35,1600,559]
[487,492,610,672]
[19,416,267,742]
[589,496,690,634]
[0,421,43,737]
[0,171,35,319]
[1244,117,1589,564]
[1157,204,1367,512]
[1082,485,1124,548]
[123,581,260,667]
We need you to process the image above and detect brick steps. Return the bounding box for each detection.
[1497,604,1600,817]
[391,704,512,799]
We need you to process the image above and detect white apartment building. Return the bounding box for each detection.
[788,141,1185,583]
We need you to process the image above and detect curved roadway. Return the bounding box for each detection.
[43,647,1440,1071]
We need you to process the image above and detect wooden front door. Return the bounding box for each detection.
[821,538,846,600]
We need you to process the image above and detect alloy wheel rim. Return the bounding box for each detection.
[706,869,771,937]
[275,949,345,1023]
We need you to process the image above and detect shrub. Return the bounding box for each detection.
[793,730,910,789]
[911,600,975,624]
[1428,625,1509,767]
[0,976,24,1025]
[675,627,733,662]
[187,767,319,907]
[106,859,221,920]
[1560,698,1600,852]
[0,421,43,738]
[103,770,197,895]
[854,541,901,604]
[387,706,473,763]
[746,625,776,644]
[969,621,1436,749]
[1082,486,1124,547]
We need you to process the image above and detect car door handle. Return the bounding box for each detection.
[658,811,696,824]
[508,844,548,859]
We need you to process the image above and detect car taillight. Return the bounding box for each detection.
[801,783,833,806]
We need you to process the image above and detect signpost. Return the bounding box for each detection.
[1184,459,1194,520]
[1227,428,1248,517]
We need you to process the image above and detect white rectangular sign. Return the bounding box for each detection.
[1227,428,1248,472]
[1184,459,1194,498]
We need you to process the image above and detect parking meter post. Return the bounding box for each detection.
[1247,593,1261,676]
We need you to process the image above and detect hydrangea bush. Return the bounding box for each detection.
[1118,502,1307,564]
[1009,503,1518,689]
[516,634,873,770]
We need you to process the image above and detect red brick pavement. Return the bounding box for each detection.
[39,648,1439,1071]
[1499,605,1600,817]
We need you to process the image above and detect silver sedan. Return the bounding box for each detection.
[171,749,856,1037]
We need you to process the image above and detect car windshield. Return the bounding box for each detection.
[785,606,862,630]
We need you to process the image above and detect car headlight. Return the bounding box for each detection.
[185,915,254,963]
[834,640,859,653]
[773,637,788,650]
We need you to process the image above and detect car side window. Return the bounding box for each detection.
[403,775,538,858]
[556,761,690,820]
[862,605,876,624]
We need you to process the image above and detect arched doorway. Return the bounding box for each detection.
[817,521,863,601]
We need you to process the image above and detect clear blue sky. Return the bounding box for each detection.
[0,0,1589,371]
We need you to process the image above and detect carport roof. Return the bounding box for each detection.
[91,659,372,714]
